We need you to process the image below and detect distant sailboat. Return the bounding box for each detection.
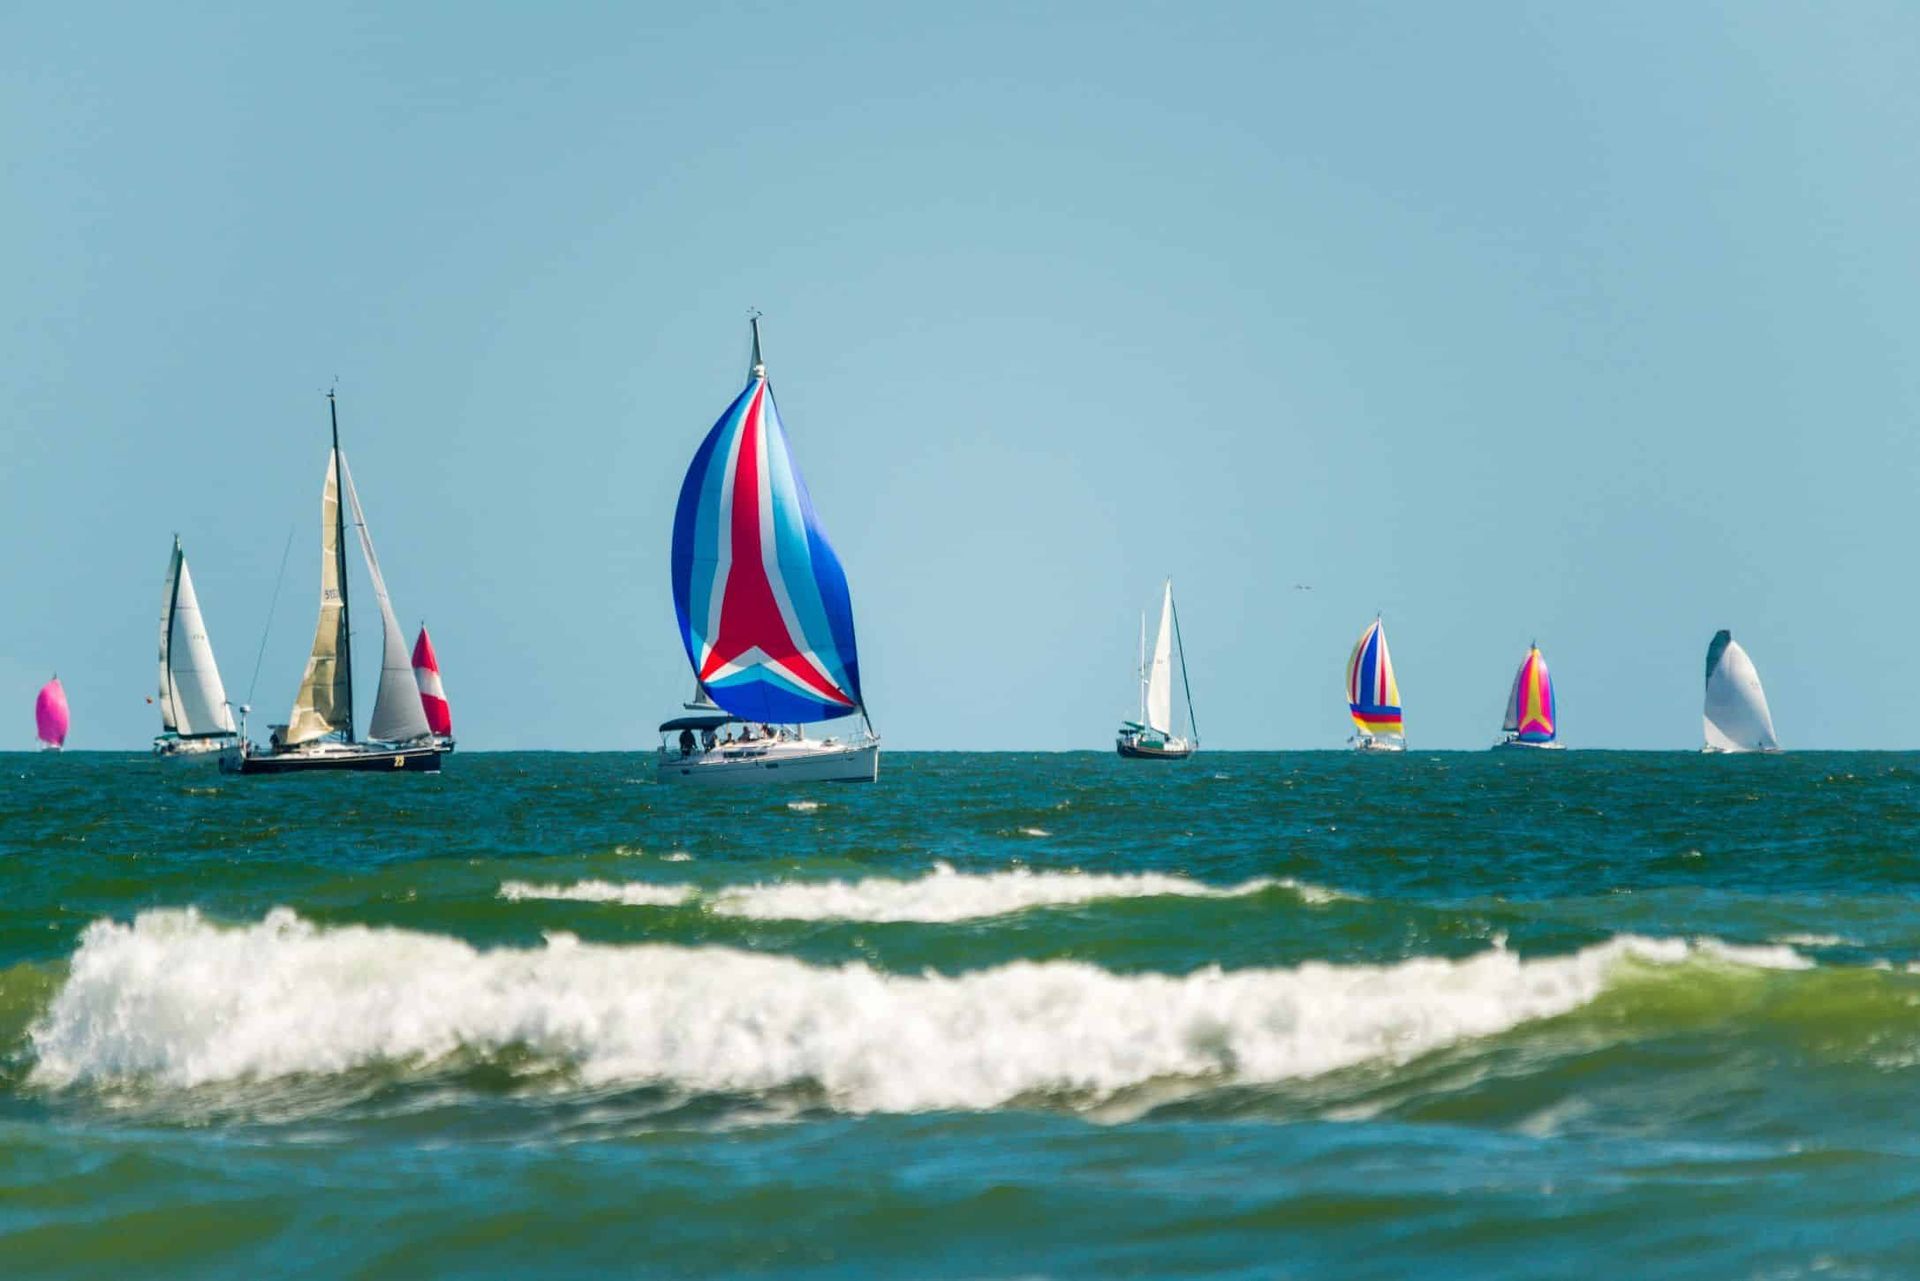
[657,316,878,784]
[411,625,454,751]
[1494,644,1562,750]
[1703,630,1780,753]
[35,676,67,751]
[1346,616,1405,751]
[1116,578,1197,759]
[153,536,238,757]
[223,393,441,774]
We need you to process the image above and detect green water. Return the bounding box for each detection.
[3,751,1919,1277]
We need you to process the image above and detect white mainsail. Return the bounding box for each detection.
[285,452,351,745]
[1501,658,1523,734]
[341,455,432,744]
[1145,580,1175,734]
[1704,630,1779,752]
[158,539,235,737]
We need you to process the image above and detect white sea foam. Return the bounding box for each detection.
[498,880,694,907]
[28,910,1807,1109]
[704,866,1327,922]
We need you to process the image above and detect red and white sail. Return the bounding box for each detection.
[411,626,451,737]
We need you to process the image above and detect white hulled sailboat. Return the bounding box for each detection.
[1116,579,1197,759]
[656,317,878,784]
[222,394,442,774]
[153,536,238,757]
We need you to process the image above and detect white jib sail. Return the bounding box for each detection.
[1704,633,1779,752]
[1146,580,1175,735]
[164,549,235,736]
[340,454,432,744]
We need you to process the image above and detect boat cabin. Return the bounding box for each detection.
[658,712,803,759]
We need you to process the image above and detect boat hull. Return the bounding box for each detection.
[1350,738,1405,753]
[1493,738,1564,751]
[1116,737,1194,760]
[153,736,232,758]
[221,743,444,775]
[657,740,878,785]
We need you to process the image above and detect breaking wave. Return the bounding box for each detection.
[498,864,1344,922]
[28,909,1808,1111]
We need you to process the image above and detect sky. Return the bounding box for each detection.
[5,1,1919,750]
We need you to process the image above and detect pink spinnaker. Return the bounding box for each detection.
[35,676,68,748]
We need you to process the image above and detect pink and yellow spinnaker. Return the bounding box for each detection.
[1501,646,1556,745]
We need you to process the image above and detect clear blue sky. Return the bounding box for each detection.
[5,2,1917,750]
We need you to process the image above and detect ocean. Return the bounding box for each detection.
[2,750,1917,1278]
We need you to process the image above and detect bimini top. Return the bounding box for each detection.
[671,325,864,725]
[657,712,741,733]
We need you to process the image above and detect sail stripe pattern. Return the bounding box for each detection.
[672,376,862,724]
[1346,618,1403,734]
[1511,647,1556,742]
[412,626,451,737]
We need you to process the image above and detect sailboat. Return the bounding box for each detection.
[153,536,238,757]
[411,625,454,751]
[1494,644,1563,750]
[222,394,441,774]
[1703,629,1780,753]
[1116,578,1198,759]
[1346,616,1405,751]
[35,676,67,751]
[657,316,878,785]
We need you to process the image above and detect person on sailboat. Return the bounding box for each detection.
[678,728,696,756]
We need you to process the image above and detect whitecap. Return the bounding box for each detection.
[498,880,694,907]
[28,911,1807,1111]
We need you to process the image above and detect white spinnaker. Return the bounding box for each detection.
[1146,580,1175,734]
[1704,636,1779,752]
[166,552,235,735]
[1501,655,1524,733]
[340,455,431,744]
[157,543,181,733]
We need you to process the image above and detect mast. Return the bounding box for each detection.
[1170,589,1198,744]
[748,309,765,378]
[330,391,355,742]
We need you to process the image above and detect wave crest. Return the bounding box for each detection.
[27,910,1805,1112]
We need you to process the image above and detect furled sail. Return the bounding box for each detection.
[671,334,864,724]
[285,451,351,745]
[1704,630,1778,752]
[1145,580,1175,734]
[157,539,235,738]
[35,676,68,748]
[342,456,432,744]
[1346,617,1404,740]
[1503,645,1555,743]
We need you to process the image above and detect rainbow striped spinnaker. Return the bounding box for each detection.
[1501,645,1557,745]
[1346,617,1403,746]
[671,320,865,726]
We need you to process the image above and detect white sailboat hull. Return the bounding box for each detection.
[1350,736,1405,753]
[656,737,879,785]
[1493,738,1564,751]
[153,735,232,759]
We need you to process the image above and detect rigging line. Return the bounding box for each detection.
[246,525,297,705]
[1170,594,1198,744]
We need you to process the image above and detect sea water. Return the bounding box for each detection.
[2,752,1918,1277]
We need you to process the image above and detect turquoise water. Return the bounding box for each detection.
[4,751,1919,1277]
